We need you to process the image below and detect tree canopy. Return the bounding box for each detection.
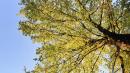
[19,0,130,73]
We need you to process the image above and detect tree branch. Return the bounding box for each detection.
[91,46,104,73]
[112,45,120,73]
[119,55,125,73]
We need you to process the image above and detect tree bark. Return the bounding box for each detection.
[95,24,130,45]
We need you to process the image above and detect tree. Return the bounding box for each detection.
[19,0,130,73]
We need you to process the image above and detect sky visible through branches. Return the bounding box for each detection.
[0,0,39,73]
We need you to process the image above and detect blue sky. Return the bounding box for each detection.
[0,0,39,73]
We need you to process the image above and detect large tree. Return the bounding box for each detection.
[19,0,130,73]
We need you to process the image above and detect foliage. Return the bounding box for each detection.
[19,0,130,73]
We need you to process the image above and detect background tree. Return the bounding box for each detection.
[19,0,130,73]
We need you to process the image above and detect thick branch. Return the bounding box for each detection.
[89,14,130,45]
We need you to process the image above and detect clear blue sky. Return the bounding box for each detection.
[0,0,39,73]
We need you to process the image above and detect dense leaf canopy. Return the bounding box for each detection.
[19,0,130,73]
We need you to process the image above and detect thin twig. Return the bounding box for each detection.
[91,46,104,73]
